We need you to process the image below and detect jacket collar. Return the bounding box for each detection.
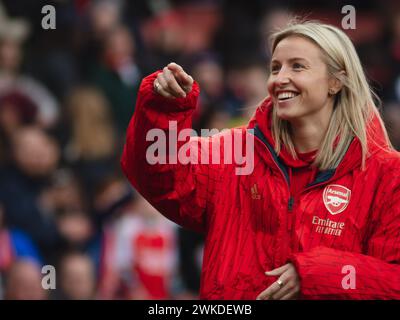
[247,97,390,185]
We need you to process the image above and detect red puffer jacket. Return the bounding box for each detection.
[121,71,400,299]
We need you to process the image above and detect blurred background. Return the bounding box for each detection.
[1,0,400,300]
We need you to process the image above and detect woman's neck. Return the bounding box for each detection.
[291,124,323,153]
[290,114,331,153]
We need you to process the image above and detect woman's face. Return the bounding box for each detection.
[267,36,335,122]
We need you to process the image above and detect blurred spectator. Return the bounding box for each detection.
[225,60,268,122]
[0,126,63,263]
[88,176,136,285]
[0,204,42,299]
[65,86,117,196]
[11,126,59,178]
[3,259,47,300]
[0,204,42,267]
[188,52,232,132]
[239,62,269,117]
[0,3,59,129]
[56,209,94,251]
[191,53,224,102]
[54,251,96,300]
[77,0,124,77]
[98,194,179,300]
[90,0,124,39]
[0,90,38,165]
[90,25,141,134]
[0,90,37,135]
[42,169,86,214]
[92,176,133,220]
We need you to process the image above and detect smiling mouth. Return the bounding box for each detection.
[277,92,300,102]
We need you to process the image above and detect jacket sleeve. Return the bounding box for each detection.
[290,182,400,299]
[120,71,210,233]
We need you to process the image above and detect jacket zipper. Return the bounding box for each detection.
[251,133,295,238]
[288,196,294,211]
[251,127,293,209]
[251,130,295,267]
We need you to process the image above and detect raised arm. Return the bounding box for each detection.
[121,63,210,233]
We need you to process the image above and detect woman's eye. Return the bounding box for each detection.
[271,65,280,74]
[293,63,304,70]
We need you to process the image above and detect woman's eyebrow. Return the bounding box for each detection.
[271,57,309,64]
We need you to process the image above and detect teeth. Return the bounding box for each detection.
[277,92,298,100]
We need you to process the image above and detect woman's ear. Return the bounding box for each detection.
[329,70,346,95]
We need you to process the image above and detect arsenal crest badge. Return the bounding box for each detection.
[323,184,351,215]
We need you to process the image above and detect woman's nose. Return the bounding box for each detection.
[275,67,291,85]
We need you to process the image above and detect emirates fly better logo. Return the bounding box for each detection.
[323,184,351,215]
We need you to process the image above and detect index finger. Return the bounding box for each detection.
[167,63,193,88]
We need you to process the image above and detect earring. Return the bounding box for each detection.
[329,89,335,95]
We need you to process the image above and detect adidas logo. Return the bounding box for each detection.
[251,184,261,200]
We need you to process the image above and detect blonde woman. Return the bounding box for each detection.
[121,21,400,299]
[66,87,117,195]
[66,87,116,162]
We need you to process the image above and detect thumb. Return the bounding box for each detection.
[265,264,289,276]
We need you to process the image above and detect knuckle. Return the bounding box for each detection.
[289,280,297,287]
[287,283,295,290]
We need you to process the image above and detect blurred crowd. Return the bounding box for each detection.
[1,0,400,300]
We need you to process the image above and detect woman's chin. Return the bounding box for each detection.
[276,110,295,121]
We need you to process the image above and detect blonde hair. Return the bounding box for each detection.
[269,20,392,170]
[67,87,116,161]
